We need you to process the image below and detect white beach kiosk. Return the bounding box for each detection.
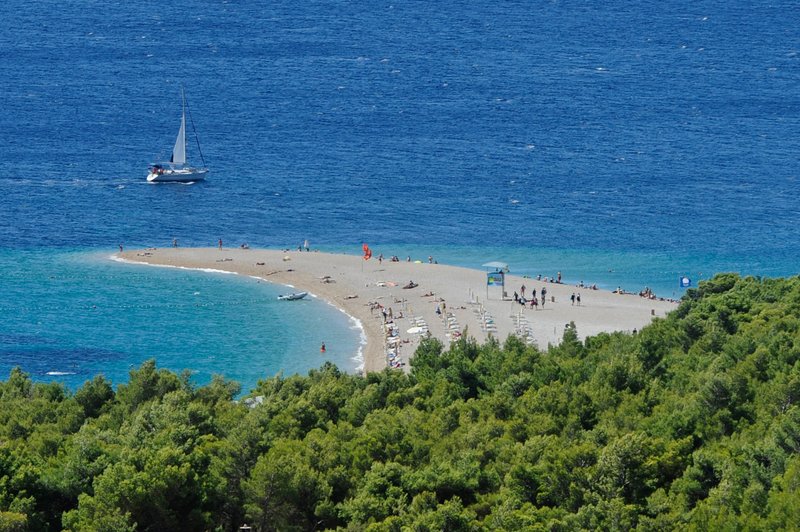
[482,261,509,300]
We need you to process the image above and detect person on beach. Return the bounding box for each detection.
[513,291,519,302]
[521,284,526,298]
[571,293,576,306]
[541,287,547,307]
[173,238,178,248]
[557,271,562,283]
[577,293,581,306]
[428,255,433,263]
[218,238,223,249]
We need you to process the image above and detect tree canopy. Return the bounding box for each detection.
[0,273,799,530]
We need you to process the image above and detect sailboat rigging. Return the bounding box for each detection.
[147,87,208,183]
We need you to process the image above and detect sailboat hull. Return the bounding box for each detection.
[147,88,208,182]
[147,167,208,183]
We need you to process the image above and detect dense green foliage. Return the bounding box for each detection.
[1,273,800,530]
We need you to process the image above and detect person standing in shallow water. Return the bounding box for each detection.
[218,238,223,249]
[320,342,326,353]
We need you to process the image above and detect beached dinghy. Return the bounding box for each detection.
[277,292,308,301]
[147,87,208,183]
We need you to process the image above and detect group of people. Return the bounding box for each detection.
[613,285,676,303]
[533,271,562,283]
[377,254,405,263]
[639,287,658,300]
[530,271,600,291]
[369,301,404,323]
[513,283,586,308]
[513,284,548,310]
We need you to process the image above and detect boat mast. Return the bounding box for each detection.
[183,87,207,167]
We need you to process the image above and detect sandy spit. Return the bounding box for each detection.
[118,248,678,374]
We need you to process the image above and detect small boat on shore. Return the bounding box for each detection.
[147,87,208,183]
[277,292,308,301]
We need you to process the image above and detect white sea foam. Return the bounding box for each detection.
[316,297,366,373]
[349,315,366,372]
[112,256,238,277]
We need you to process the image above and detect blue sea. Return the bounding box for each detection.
[1,0,798,392]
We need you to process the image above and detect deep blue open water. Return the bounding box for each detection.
[1,0,798,392]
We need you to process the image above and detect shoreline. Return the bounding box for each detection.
[111,253,368,373]
[117,247,679,374]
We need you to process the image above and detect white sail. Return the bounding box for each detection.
[147,87,207,183]
[171,111,186,165]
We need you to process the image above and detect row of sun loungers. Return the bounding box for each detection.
[443,311,462,341]
[512,312,536,345]
[408,316,429,334]
[384,320,405,369]
[384,315,430,369]
[473,306,498,333]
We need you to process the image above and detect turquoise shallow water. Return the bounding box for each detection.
[0,243,795,393]
[0,0,799,389]
[0,250,362,392]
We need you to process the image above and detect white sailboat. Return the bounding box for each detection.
[147,88,208,183]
